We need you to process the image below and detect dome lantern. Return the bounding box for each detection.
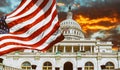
[67,6,73,19]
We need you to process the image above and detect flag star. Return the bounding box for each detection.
[0,16,9,34]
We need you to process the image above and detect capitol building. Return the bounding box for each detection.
[0,11,120,70]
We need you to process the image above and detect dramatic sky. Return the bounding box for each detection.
[0,0,120,49]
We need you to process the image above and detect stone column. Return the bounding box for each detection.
[97,53,102,70]
[52,46,55,53]
[72,45,74,53]
[83,45,85,51]
[64,46,66,53]
[56,46,58,52]
[118,52,120,68]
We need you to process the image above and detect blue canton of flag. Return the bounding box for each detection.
[0,16,9,34]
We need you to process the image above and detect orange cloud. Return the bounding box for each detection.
[75,15,117,24]
[74,15,118,33]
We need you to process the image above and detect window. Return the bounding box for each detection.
[43,62,52,70]
[58,46,63,52]
[21,61,31,70]
[74,31,76,34]
[55,67,60,70]
[105,62,114,70]
[78,67,82,70]
[74,46,79,52]
[84,62,94,70]
[0,58,3,63]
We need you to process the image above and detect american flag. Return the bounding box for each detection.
[0,0,64,56]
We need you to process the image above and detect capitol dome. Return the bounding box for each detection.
[60,11,85,40]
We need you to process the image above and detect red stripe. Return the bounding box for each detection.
[8,0,49,29]
[6,0,27,16]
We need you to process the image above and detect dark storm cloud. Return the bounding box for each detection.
[102,25,120,47]
[58,12,67,22]
[0,0,9,16]
[0,0,8,6]
[72,1,120,19]
[0,0,20,16]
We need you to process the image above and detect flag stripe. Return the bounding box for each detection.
[0,0,64,55]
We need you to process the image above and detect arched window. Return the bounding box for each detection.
[21,61,31,70]
[43,62,52,70]
[105,62,114,70]
[74,30,76,34]
[68,30,70,34]
[84,62,94,70]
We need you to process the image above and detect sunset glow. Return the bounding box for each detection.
[74,15,118,33]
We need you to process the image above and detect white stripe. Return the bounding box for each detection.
[10,0,54,33]
[7,0,32,18]
[6,0,44,23]
[0,16,58,45]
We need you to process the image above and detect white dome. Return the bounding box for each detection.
[60,12,85,40]
[60,19,82,30]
